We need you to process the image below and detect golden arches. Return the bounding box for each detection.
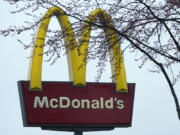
[28,6,128,92]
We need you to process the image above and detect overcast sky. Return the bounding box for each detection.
[0,1,180,135]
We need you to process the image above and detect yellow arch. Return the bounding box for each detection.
[77,9,127,92]
[28,6,127,92]
[28,7,78,90]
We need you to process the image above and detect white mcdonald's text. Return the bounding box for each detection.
[33,96,124,110]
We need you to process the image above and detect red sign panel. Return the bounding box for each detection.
[18,81,135,127]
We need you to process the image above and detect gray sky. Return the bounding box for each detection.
[0,1,180,135]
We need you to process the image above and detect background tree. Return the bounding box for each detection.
[1,0,180,119]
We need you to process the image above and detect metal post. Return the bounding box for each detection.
[74,131,83,135]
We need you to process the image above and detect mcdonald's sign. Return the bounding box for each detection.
[18,6,135,131]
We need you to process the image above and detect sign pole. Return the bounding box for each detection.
[74,131,83,135]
